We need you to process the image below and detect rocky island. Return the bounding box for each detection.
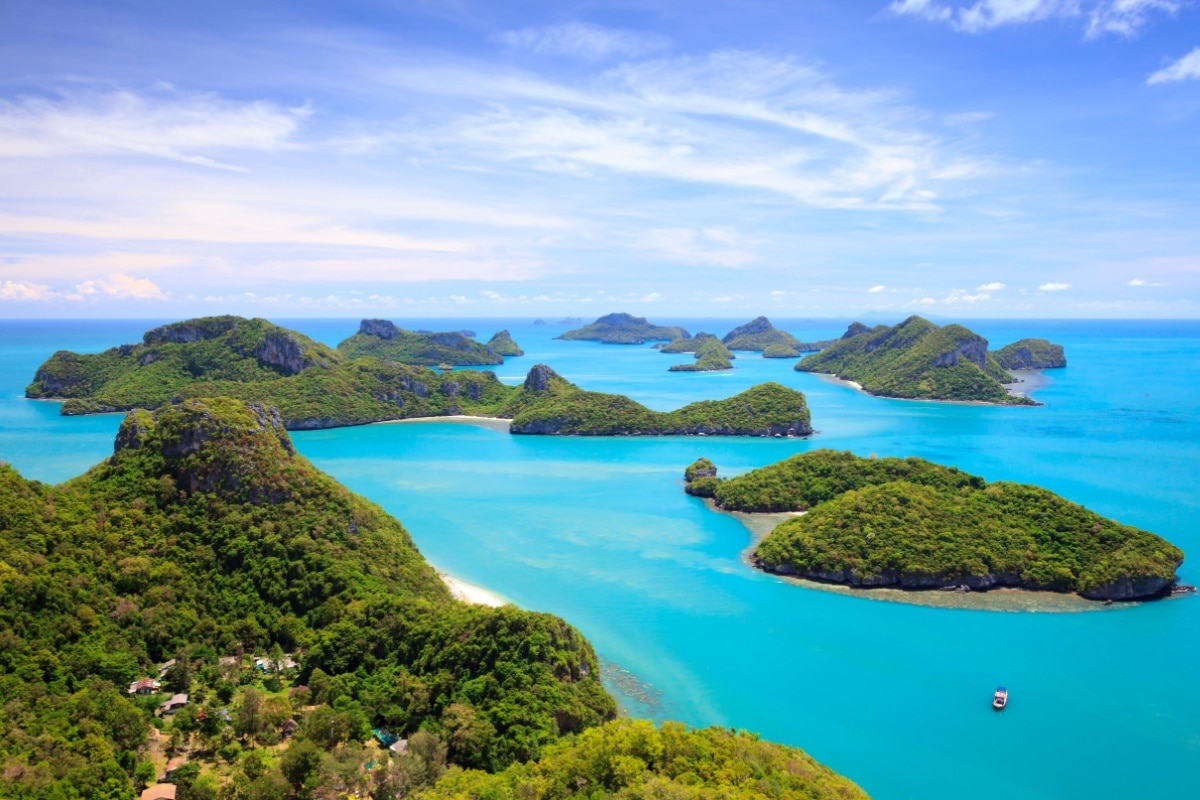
[668,338,735,372]
[795,316,1037,405]
[684,450,1184,601]
[503,364,811,436]
[485,329,524,356]
[993,337,1067,370]
[556,312,690,344]
[338,318,521,366]
[722,316,802,353]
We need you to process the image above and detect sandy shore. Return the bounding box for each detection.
[813,371,1046,407]
[439,573,508,607]
[375,415,512,432]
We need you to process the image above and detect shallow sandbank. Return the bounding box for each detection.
[375,415,512,432]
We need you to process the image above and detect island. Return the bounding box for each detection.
[503,365,811,436]
[26,316,815,437]
[0,397,868,799]
[762,342,801,358]
[337,318,516,366]
[722,316,802,353]
[486,329,524,356]
[795,315,1037,405]
[683,450,1184,601]
[993,337,1067,370]
[659,331,720,353]
[556,312,690,344]
[668,338,736,372]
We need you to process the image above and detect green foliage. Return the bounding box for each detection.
[795,316,1034,405]
[669,340,734,372]
[721,317,802,352]
[503,367,811,436]
[659,332,718,354]
[993,338,1067,370]
[485,331,524,357]
[556,313,689,344]
[698,450,1183,598]
[0,398,615,798]
[762,343,800,358]
[337,321,504,367]
[421,718,869,800]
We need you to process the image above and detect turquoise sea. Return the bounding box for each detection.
[2,317,1198,800]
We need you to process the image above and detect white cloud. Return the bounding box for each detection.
[0,89,310,170]
[869,284,887,292]
[73,273,167,300]
[945,288,991,302]
[1039,282,1071,291]
[977,281,1005,290]
[0,280,57,301]
[888,0,1182,37]
[915,296,937,305]
[498,22,669,60]
[1148,47,1200,84]
[1129,278,1147,285]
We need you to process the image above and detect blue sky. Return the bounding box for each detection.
[1,0,1198,319]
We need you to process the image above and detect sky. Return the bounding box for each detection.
[1,0,1198,319]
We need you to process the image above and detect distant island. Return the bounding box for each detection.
[684,450,1183,601]
[667,337,735,372]
[338,318,522,366]
[794,316,1064,405]
[993,338,1067,370]
[26,316,812,437]
[557,312,690,344]
[722,316,802,353]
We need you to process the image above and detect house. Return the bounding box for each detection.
[254,655,297,671]
[217,656,239,667]
[159,757,187,782]
[372,728,399,747]
[389,739,409,756]
[159,693,189,714]
[128,678,161,695]
[281,718,299,738]
[140,783,176,800]
[157,659,176,679]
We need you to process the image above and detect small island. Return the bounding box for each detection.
[556,312,690,344]
[485,329,524,356]
[684,450,1184,601]
[668,338,735,372]
[338,318,519,366]
[795,316,1042,405]
[993,337,1067,370]
[722,316,802,353]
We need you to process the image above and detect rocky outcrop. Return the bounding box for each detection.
[253,331,311,376]
[930,330,989,370]
[144,316,241,345]
[523,363,559,392]
[993,339,1067,370]
[487,330,524,357]
[359,319,401,339]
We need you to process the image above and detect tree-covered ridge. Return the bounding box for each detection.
[721,317,802,352]
[795,316,1034,405]
[556,313,690,344]
[0,398,616,799]
[503,365,812,436]
[762,343,801,358]
[486,330,525,357]
[993,338,1067,370]
[669,339,735,372]
[684,450,1183,600]
[423,718,870,800]
[337,319,506,366]
[659,332,719,354]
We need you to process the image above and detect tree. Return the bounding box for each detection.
[164,654,193,695]
[236,687,265,746]
[279,740,322,793]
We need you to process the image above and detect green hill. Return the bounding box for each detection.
[684,450,1183,600]
[721,317,802,352]
[486,329,525,357]
[557,313,689,344]
[503,365,811,436]
[659,331,719,353]
[0,398,617,799]
[337,319,504,366]
[669,339,735,372]
[795,316,1032,404]
[993,338,1066,370]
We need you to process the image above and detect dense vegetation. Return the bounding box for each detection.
[503,366,812,436]
[762,343,801,358]
[668,340,735,372]
[659,332,719,354]
[424,718,868,800]
[0,398,616,799]
[556,313,689,344]
[721,317,802,352]
[684,450,1183,599]
[337,319,506,366]
[485,330,524,357]
[795,316,1034,405]
[992,338,1067,370]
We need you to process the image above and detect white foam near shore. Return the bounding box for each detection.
[440,573,508,607]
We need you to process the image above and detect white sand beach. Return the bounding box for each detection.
[439,573,508,607]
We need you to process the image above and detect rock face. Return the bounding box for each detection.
[929,330,989,371]
[144,316,241,345]
[522,363,559,392]
[359,319,401,339]
[253,331,312,375]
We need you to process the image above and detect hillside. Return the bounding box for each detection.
[486,329,525,357]
[794,316,1032,405]
[659,331,720,353]
[0,398,616,799]
[556,313,690,344]
[685,450,1183,600]
[669,338,735,372]
[993,338,1067,370]
[722,316,802,352]
[337,319,506,366]
[503,365,811,436]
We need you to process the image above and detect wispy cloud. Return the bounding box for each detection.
[1129,277,1167,286]
[869,284,888,292]
[1039,282,1071,291]
[72,273,167,300]
[0,280,56,301]
[977,281,1005,290]
[498,22,669,60]
[887,0,1183,37]
[1148,47,1200,84]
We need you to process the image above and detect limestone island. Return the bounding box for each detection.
[794,316,1065,405]
[556,312,689,344]
[26,316,812,437]
[338,318,522,366]
[684,450,1184,601]
[722,316,803,354]
[993,337,1067,370]
[667,337,735,372]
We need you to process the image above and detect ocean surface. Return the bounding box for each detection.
[2,316,1198,800]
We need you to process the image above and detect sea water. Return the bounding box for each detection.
[1,317,1197,800]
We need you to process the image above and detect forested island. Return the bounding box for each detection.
[556,313,689,344]
[993,338,1067,370]
[337,318,521,366]
[25,317,814,437]
[684,450,1183,601]
[794,316,1055,405]
[722,316,802,354]
[667,338,735,372]
[0,398,865,799]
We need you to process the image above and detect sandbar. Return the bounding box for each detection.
[375,415,512,432]
[439,572,509,607]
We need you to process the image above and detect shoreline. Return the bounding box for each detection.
[438,572,509,607]
[711,501,1123,613]
[375,414,512,432]
[810,372,1045,407]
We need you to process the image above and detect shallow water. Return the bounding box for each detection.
[2,317,1198,800]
